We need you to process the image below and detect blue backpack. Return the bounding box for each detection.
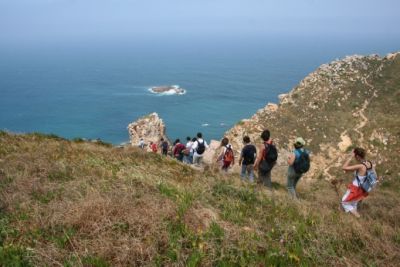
[293,149,310,174]
[356,161,378,193]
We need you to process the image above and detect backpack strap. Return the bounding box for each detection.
[355,161,370,186]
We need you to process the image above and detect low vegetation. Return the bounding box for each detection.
[0,132,399,266]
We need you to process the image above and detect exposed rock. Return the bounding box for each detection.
[202,140,221,165]
[386,52,400,60]
[127,113,169,146]
[267,103,278,112]
[149,85,186,95]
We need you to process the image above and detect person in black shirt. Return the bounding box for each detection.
[239,136,257,182]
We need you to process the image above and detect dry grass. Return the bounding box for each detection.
[0,132,400,266]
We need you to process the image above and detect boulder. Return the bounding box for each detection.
[127,113,169,147]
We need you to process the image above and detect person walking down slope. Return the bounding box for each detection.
[183,137,194,164]
[150,141,158,153]
[160,138,169,156]
[192,132,208,166]
[341,147,378,218]
[254,129,278,190]
[173,139,186,162]
[217,137,235,172]
[287,137,310,199]
[138,138,145,149]
[239,136,257,182]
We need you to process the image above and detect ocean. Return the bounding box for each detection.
[0,36,398,144]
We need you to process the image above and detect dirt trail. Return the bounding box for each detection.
[323,71,378,181]
[353,99,369,144]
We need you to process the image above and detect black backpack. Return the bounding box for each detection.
[293,149,310,174]
[242,144,256,165]
[196,140,206,155]
[259,143,278,172]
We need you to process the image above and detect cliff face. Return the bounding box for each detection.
[225,52,400,180]
[127,112,168,146]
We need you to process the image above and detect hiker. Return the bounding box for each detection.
[254,129,278,190]
[192,132,208,166]
[150,141,158,153]
[138,138,145,149]
[160,138,169,156]
[183,136,193,164]
[217,137,235,172]
[341,147,377,218]
[287,137,310,199]
[173,139,186,162]
[239,136,257,182]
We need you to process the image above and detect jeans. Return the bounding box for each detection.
[183,155,191,164]
[241,164,254,182]
[258,169,272,189]
[287,166,302,199]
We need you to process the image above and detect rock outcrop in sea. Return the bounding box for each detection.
[127,112,168,146]
[149,85,186,95]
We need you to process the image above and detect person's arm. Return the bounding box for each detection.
[342,153,363,172]
[238,150,243,166]
[253,144,264,170]
[216,147,224,162]
[288,152,295,166]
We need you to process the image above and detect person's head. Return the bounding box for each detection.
[261,129,270,141]
[160,138,164,142]
[353,147,366,160]
[221,137,229,147]
[186,136,191,141]
[150,141,153,145]
[294,137,305,149]
[192,137,197,142]
[174,139,180,145]
[197,132,202,138]
[243,136,250,144]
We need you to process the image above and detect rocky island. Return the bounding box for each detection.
[149,85,186,95]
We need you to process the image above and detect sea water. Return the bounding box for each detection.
[0,36,398,144]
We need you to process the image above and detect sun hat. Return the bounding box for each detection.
[295,137,306,146]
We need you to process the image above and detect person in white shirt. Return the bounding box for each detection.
[192,132,208,166]
[138,138,145,149]
[183,136,194,164]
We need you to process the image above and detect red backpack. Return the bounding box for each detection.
[223,145,234,162]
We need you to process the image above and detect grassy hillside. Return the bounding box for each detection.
[1,132,400,266]
[226,53,400,184]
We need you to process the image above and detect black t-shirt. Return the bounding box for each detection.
[241,144,257,165]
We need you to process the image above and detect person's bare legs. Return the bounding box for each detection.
[350,209,361,218]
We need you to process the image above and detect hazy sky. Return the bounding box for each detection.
[1,0,399,45]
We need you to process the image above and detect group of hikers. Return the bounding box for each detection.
[138,129,378,218]
[138,132,209,166]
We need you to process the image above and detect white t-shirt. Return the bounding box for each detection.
[138,139,145,148]
[192,138,208,156]
[186,141,194,152]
